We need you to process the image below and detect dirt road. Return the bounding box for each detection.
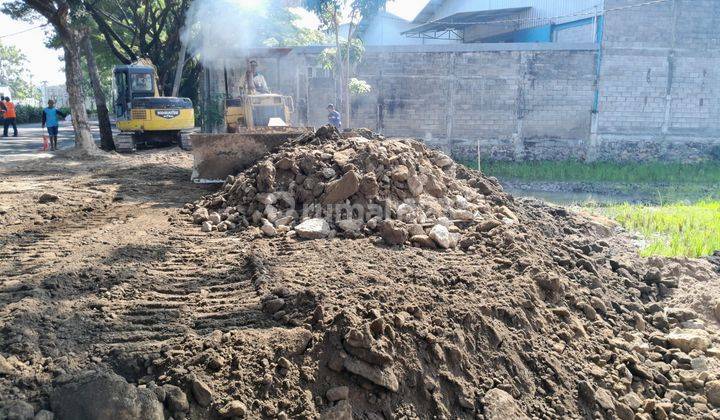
[0,150,247,401]
[1,147,719,419]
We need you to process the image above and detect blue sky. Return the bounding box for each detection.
[0,0,429,87]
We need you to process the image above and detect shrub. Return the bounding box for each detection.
[13,105,44,124]
[710,144,720,161]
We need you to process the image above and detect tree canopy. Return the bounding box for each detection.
[0,41,40,101]
[83,0,192,95]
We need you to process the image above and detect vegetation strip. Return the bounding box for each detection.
[600,201,720,258]
[477,160,720,185]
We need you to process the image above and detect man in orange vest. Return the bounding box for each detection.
[1,97,18,137]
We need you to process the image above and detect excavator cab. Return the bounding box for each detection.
[112,62,194,152]
[113,65,157,120]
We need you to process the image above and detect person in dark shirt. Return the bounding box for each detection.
[327,104,341,130]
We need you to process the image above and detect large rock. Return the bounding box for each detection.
[219,401,247,418]
[256,160,276,192]
[391,165,410,182]
[38,193,59,204]
[337,219,363,233]
[192,207,209,224]
[407,175,424,196]
[378,220,408,246]
[326,386,349,402]
[3,401,35,420]
[295,218,331,239]
[162,384,189,414]
[50,371,163,420]
[482,388,529,420]
[424,175,445,198]
[323,171,360,204]
[666,329,711,352]
[428,224,451,249]
[706,380,720,406]
[410,235,435,249]
[343,357,399,392]
[190,378,212,407]
[321,400,352,420]
[359,173,379,198]
[261,220,277,237]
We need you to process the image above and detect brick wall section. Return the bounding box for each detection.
[202,0,720,161]
[595,0,720,160]
[285,45,599,161]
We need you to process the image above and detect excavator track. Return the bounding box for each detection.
[113,133,136,153]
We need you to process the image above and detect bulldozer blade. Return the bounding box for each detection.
[190,128,310,183]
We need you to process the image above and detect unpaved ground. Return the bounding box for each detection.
[1,147,719,420]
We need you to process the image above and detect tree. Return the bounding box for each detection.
[303,0,385,129]
[81,31,113,150]
[0,41,40,102]
[83,0,192,96]
[3,0,99,154]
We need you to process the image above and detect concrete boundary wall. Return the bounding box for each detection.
[286,44,602,161]
[202,0,720,162]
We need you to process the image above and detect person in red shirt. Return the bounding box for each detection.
[1,97,18,137]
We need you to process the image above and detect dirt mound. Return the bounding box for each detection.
[188,126,508,249]
[161,128,720,419]
[1,136,718,420]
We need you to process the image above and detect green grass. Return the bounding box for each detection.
[473,160,720,184]
[600,201,720,257]
[460,159,720,257]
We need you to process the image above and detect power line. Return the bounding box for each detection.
[0,23,49,40]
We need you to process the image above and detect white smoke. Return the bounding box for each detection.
[181,0,272,68]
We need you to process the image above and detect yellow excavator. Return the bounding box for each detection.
[113,60,195,152]
[189,57,309,183]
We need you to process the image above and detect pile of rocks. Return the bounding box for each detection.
[187,126,510,249]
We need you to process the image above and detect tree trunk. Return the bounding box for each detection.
[59,24,98,154]
[345,24,353,130]
[82,33,114,151]
[333,9,343,128]
[172,42,187,97]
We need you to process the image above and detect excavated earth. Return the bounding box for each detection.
[0,138,719,420]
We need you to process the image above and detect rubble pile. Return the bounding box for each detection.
[159,127,720,419]
[187,126,510,249]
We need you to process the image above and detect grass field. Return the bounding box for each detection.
[466,159,720,257]
[601,201,720,257]
[477,160,720,185]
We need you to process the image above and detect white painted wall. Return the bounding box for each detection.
[431,0,604,28]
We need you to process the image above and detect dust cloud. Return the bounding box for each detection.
[181,0,271,68]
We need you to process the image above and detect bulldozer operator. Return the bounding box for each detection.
[241,60,270,94]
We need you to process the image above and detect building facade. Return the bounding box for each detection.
[359,0,605,45]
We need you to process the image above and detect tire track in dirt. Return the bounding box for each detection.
[87,231,268,359]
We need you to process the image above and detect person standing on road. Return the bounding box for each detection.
[327,104,341,130]
[1,97,18,137]
[42,100,66,151]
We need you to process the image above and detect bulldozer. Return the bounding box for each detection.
[113,59,195,152]
[190,55,309,183]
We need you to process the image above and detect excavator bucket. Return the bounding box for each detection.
[190,127,310,183]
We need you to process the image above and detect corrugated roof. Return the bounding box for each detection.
[403,7,531,36]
